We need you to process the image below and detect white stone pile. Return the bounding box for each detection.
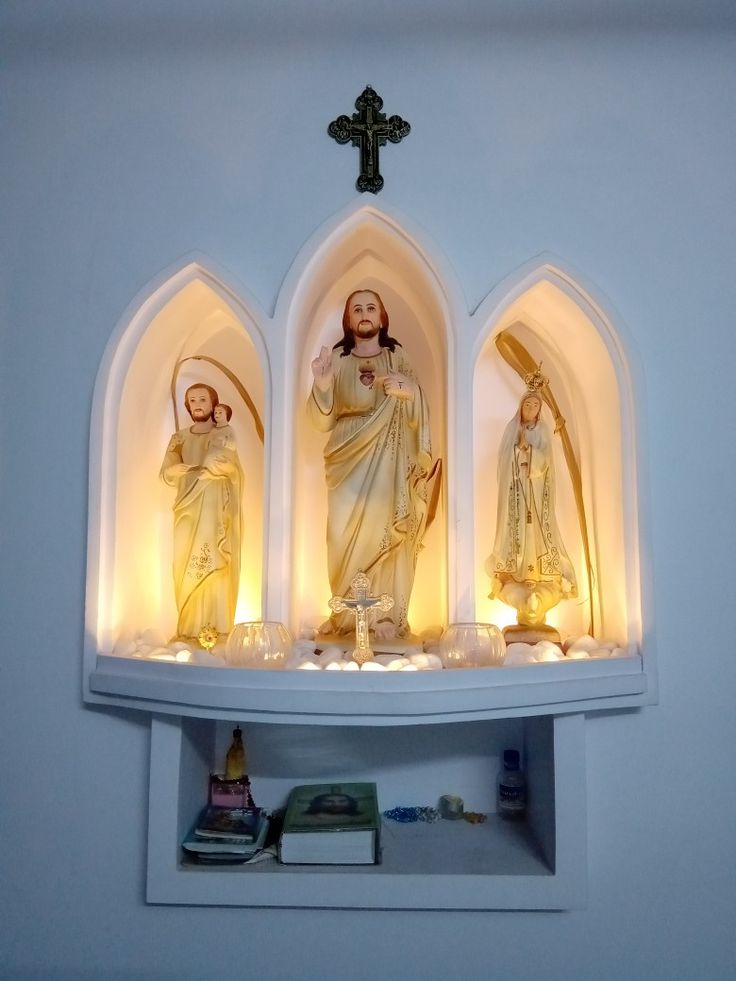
[291,634,629,670]
[503,634,628,666]
[287,640,443,671]
[113,629,218,665]
[112,629,629,670]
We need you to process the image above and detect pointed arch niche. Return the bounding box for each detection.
[86,263,267,660]
[284,208,451,636]
[472,264,645,653]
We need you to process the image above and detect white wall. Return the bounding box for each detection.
[1,4,734,979]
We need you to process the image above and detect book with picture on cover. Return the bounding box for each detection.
[194,805,262,842]
[278,782,380,865]
[182,811,270,862]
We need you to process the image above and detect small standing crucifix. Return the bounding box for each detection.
[328,85,410,194]
[328,571,394,665]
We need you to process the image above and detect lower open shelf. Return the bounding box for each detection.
[146,712,587,910]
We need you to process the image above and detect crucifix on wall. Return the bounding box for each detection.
[328,85,410,194]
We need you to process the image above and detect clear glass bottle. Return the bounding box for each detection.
[497,749,526,820]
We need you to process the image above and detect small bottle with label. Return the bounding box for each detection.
[497,749,526,820]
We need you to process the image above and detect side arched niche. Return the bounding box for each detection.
[285,209,452,637]
[472,267,642,649]
[89,264,267,653]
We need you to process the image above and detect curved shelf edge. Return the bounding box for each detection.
[86,651,649,724]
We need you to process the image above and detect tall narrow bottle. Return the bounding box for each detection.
[225,726,246,780]
[497,749,526,820]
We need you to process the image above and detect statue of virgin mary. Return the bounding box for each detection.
[487,372,577,643]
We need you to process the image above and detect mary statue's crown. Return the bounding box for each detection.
[522,363,548,395]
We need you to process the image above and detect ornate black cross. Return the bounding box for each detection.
[328,86,410,194]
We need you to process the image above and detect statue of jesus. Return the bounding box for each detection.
[307,289,437,640]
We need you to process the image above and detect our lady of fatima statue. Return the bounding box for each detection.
[487,368,577,644]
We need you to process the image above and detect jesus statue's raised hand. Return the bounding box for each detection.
[311,346,333,391]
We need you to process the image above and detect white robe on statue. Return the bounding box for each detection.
[487,414,576,599]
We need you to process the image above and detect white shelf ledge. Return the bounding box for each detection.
[87,649,647,724]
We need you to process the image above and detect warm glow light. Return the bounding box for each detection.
[234,593,261,624]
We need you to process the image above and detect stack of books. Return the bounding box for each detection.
[278,782,380,865]
[182,805,269,864]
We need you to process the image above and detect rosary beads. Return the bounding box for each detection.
[383,806,441,823]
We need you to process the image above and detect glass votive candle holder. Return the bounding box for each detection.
[439,622,505,669]
[224,621,292,669]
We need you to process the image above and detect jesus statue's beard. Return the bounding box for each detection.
[354,322,379,339]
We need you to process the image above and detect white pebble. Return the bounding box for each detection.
[598,639,619,651]
[408,652,443,670]
[506,642,534,657]
[535,648,561,662]
[342,661,359,671]
[190,649,225,667]
[285,650,319,668]
[612,647,628,658]
[325,661,342,671]
[175,650,192,663]
[504,649,534,666]
[361,661,386,671]
[504,642,535,665]
[297,661,320,670]
[589,647,611,658]
[319,645,347,665]
[566,649,590,660]
[399,663,419,671]
[566,634,598,653]
[533,641,562,661]
[148,647,173,659]
[386,658,408,671]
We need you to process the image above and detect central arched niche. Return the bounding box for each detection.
[284,207,453,638]
[472,265,642,649]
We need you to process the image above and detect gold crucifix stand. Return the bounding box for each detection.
[328,571,394,665]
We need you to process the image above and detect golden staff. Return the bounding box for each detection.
[171,355,264,444]
[495,330,595,636]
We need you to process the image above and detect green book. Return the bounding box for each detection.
[279,782,380,865]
